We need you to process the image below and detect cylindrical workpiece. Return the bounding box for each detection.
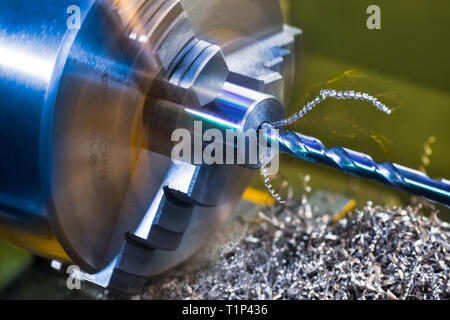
[145,82,285,165]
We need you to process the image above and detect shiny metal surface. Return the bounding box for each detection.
[85,0,299,292]
[263,123,450,206]
[0,0,97,265]
[0,0,300,291]
[145,82,284,163]
[0,0,166,272]
[108,0,229,106]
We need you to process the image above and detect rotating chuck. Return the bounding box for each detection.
[0,0,301,293]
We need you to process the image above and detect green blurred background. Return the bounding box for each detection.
[251,0,450,215]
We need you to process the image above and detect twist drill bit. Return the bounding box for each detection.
[262,123,450,206]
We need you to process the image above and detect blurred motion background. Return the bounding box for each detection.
[1,0,449,296]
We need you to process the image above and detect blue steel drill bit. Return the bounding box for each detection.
[262,123,450,207]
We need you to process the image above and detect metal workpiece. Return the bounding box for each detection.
[165,39,228,107]
[0,0,300,292]
[145,81,284,166]
[262,123,450,206]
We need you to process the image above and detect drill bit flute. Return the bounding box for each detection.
[261,89,450,206]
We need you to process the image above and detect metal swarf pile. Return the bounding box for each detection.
[142,202,450,300]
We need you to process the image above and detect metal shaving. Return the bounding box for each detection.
[140,201,449,300]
